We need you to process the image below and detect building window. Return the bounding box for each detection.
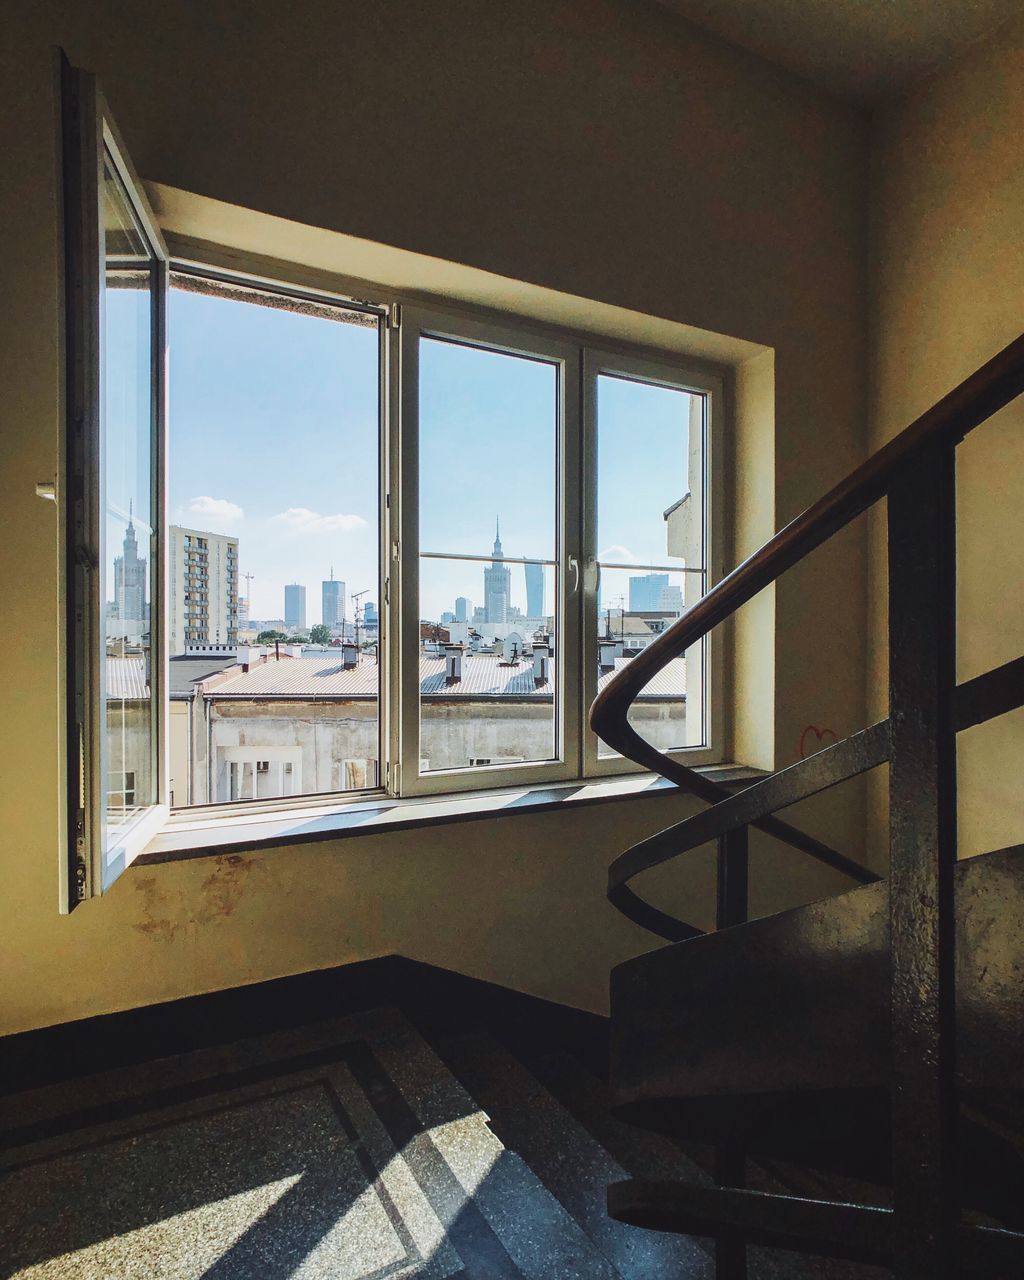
[61,59,723,900]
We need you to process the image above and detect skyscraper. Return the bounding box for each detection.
[168,525,239,654]
[285,583,307,631]
[322,571,345,630]
[629,572,669,612]
[483,517,511,623]
[455,596,471,623]
[112,508,147,638]
[524,560,544,617]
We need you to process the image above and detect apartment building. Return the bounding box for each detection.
[168,525,239,655]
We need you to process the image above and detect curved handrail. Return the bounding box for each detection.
[592,331,1024,936]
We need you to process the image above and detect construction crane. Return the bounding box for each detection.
[241,571,255,622]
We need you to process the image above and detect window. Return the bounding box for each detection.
[167,270,381,809]
[61,60,723,899]
[62,61,169,907]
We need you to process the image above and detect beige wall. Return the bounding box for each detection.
[868,16,1024,861]
[0,0,870,1035]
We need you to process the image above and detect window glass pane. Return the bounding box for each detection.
[594,370,708,760]
[168,275,381,805]
[419,339,556,560]
[597,374,704,570]
[594,565,694,756]
[419,556,557,772]
[102,157,157,839]
[418,337,559,773]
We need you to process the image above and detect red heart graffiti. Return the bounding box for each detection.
[799,724,838,759]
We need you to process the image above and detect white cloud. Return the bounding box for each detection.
[272,507,367,534]
[597,544,639,564]
[181,495,244,524]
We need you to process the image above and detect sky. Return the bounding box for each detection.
[167,283,697,626]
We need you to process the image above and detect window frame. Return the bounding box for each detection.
[393,306,584,797]
[61,61,170,908]
[63,116,732,853]
[581,347,725,778]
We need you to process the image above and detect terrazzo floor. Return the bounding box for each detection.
[0,1007,891,1279]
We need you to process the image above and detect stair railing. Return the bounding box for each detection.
[592,331,1024,1278]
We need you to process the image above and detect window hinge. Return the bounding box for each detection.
[383,576,390,606]
[389,303,402,331]
[391,539,401,562]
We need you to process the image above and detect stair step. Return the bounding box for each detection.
[520,1049,893,1279]
[433,1030,713,1278]
[609,1179,893,1266]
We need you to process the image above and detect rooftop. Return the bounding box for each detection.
[106,653,686,701]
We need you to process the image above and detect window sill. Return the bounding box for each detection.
[136,764,765,865]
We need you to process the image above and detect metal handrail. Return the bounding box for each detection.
[593,332,1024,938]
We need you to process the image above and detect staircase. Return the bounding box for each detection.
[591,335,1024,1279]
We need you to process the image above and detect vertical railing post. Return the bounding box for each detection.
[887,443,958,1279]
[715,824,750,1280]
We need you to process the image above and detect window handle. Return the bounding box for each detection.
[568,555,580,593]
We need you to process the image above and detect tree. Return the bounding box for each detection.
[309,623,331,645]
[286,635,306,644]
[256,629,286,644]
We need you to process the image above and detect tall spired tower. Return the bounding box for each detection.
[483,516,511,623]
[113,504,147,630]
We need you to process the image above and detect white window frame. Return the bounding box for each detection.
[582,348,725,777]
[392,307,583,797]
[61,60,170,908]
[62,64,730,856]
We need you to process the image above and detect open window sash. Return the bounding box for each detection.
[62,58,168,909]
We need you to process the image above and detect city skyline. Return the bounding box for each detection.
[169,282,693,627]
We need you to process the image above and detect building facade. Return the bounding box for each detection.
[168,525,239,656]
[284,583,306,632]
[524,561,544,618]
[322,575,345,629]
[628,572,668,612]
[171,650,686,804]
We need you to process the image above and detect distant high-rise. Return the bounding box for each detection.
[524,561,544,617]
[483,517,511,623]
[455,596,471,622]
[112,509,147,638]
[322,571,345,629]
[629,572,669,612]
[285,583,307,631]
[168,525,239,654]
[441,610,455,625]
[363,601,378,627]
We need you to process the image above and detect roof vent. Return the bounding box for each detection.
[342,641,359,670]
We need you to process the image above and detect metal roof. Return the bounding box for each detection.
[168,655,239,696]
[106,656,148,700]
[102,652,686,701]
[203,653,686,700]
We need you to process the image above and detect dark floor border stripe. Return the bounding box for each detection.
[0,956,609,1096]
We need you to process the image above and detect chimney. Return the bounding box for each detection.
[532,641,550,686]
[342,641,359,670]
[237,645,262,672]
[445,643,464,684]
[599,639,618,673]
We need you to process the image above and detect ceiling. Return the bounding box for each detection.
[652,0,1020,104]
